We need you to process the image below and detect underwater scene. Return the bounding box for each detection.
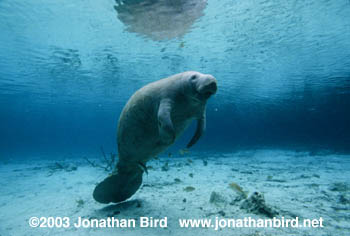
[0,0,350,235]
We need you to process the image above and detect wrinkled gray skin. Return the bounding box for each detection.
[93,71,217,204]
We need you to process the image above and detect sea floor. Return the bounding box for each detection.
[0,150,349,236]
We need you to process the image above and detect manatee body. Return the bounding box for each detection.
[93,71,217,204]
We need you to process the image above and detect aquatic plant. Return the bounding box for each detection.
[209,191,227,206]
[76,199,85,208]
[47,162,77,175]
[84,146,117,172]
[329,182,350,192]
[203,159,208,166]
[161,161,169,171]
[240,192,279,218]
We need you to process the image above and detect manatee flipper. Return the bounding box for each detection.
[93,164,143,204]
[187,110,206,148]
[157,98,175,145]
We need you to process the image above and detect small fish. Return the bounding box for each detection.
[108,169,118,176]
[229,182,248,198]
[184,186,195,192]
[146,165,153,170]
[168,152,172,158]
[179,148,189,156]
[179,41,185,48]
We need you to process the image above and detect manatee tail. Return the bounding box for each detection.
[93,162,144,204]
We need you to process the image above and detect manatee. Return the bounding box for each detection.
[93,71,217,204]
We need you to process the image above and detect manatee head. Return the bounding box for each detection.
[183,71,217,102]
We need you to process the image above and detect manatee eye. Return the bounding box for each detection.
[190,75,197,81]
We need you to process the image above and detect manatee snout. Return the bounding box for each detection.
[198,76,217,99]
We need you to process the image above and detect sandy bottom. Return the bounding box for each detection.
[0,150,349,236]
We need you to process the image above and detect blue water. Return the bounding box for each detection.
[1,0,350,157]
